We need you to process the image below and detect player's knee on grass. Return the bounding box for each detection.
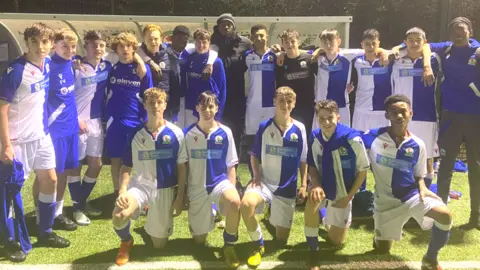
[193,234,207,245]
[275,226,291,243]
[87,156,103,174]
[374,239,392,254]
[151,236,168,249]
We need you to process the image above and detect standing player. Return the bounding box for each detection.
[363,94,452,270]
[240,87,308,268]
[106,32,153,199]
[276,29,317,136]
[184,91,241,268]
[45,28,80,231]
[426,17,480,229]
[181,29,226,127]
[242,24,277,159]
[112,87,187,266]
[137,24,217,125]
[0,23,70,259]
[69,30,112,225]
[391,27,441,188]
[304,100,369,270]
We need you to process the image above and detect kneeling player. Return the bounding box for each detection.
[304,100,369,270]
[184,91,241,268]
[240,86,308,268]
[112,88,187,266]
[363,94,452,270]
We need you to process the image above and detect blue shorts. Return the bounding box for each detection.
[105,118,140,158]
[52,133,80,173]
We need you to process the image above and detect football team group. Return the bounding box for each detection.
[0,12,479,270]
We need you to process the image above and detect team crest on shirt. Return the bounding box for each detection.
[338,146,348,156]
[159,62,166,69]
[60,87,68,95]
[110,76,116,84]
[45,63,49,73]
[468,58,477,66]
[300,61,307,68]
[290,133,298,142]
[6,67,13,74]
[267,55,274,62]
[163,135,171,144]
[215,135,223,144]
[405,147,414,157]
[34,83,41,92]
[99,62,106,71]
[132,68,137,74]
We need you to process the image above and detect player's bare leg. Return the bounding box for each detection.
[111,158,122,198]
[112,192,138,266]
[241,191,265,268]
[219,188,241,268]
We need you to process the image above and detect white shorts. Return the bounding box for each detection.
[128,181,176,238]
[78,118,104,160]
[245,184,296,229]
[313,106,351,130]
[373,193,445,241]
[188,180,236,236]
[1,134,56,180]
[352,109,390,132]
[408,121,439,158]
[320,199,353,229]
[184,109,198,128]
[245,106,275,135]
[176,98,186,129]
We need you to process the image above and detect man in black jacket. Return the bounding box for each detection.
[211,13,253,155]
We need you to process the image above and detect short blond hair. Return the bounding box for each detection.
[193,29,211,41]
[111,32,139,52]
[142,24,162,37]
[275,86,296,101]
[143,87,168,103]
[54,28,78,44]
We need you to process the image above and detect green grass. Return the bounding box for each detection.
[3,164,480,266]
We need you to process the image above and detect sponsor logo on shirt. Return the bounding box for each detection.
[138,149,174,160]
[399,68,423,77]
[215,135,223,145]
[163,135,171,144]
[188,72,202,79]
[360,67,388,76]
[190,149,222,159]
[285,71,309,80]
[250,63,275,72]
[266,145,298,157]
[30,78,49,93]
[81,71,109,87]
[375,154,412,173]
[109,76,141,87]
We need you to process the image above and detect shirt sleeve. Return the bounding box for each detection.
[136,46,151,63]
[340,48,365,61]
[207,50,218,65]
[306,131,316,166]
[350,136,370,172]
[176,130,188,164]
[0,65,23,103]
[300,125,308,163]
[212,58,227,120]
[414,141,428,179]
[429,42,450,54]
[226,128,239,168]
[252,124,264,159]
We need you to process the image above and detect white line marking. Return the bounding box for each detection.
[1,261,480,270]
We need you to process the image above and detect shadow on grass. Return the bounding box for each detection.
[405,223,471,246]
[350,216,375,231]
